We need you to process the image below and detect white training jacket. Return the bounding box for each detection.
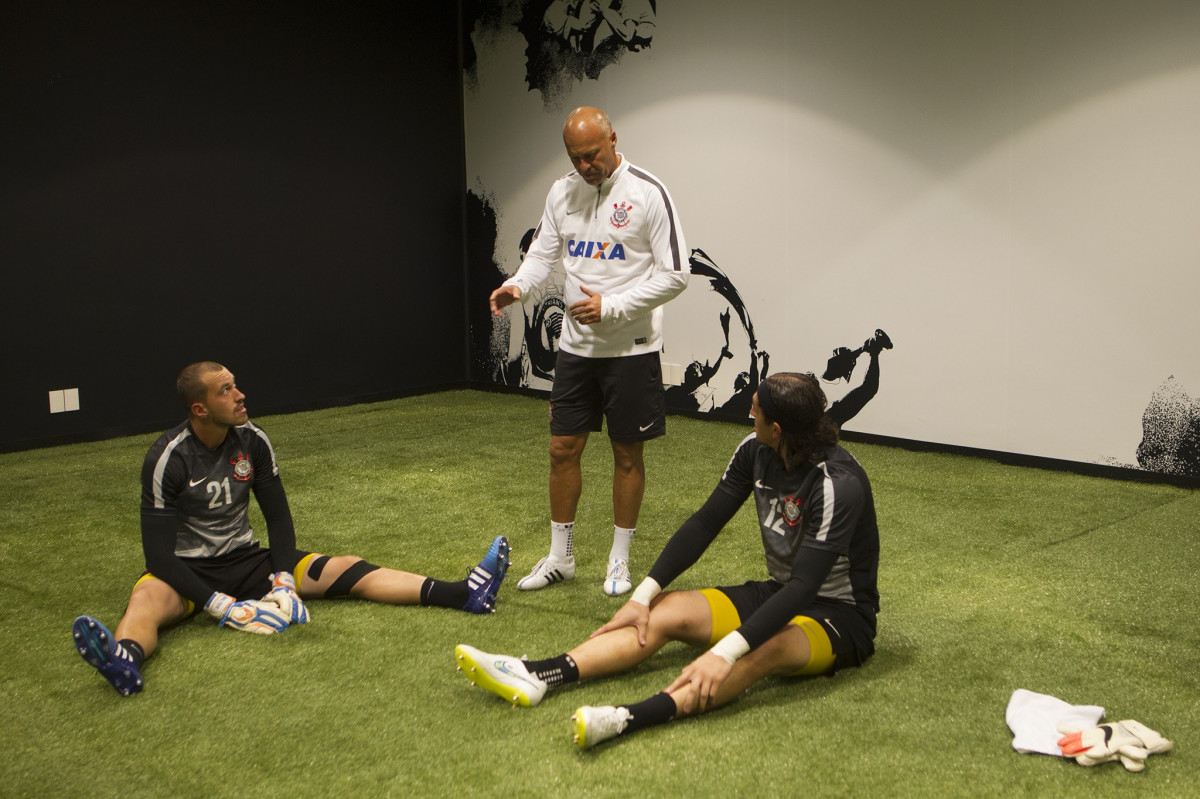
[504,155,689,359]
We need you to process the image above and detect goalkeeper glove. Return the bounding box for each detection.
[1057,720,1174,772]
[262,571,310,624]
[204,592,290,634]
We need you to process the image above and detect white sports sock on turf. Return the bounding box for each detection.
[550,521,574,560]
[609,526,635,562]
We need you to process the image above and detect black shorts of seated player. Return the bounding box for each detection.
[71,361,511,697]
[455,372,880,750]
[144,547,384,609]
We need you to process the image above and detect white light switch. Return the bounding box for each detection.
[49,388,81,414]
[661,363,684,386]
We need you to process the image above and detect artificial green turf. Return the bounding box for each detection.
[2,390,1195,797]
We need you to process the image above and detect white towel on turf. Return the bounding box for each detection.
[1006,689,1105,756]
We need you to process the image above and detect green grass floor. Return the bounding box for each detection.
[2,390,1196,798]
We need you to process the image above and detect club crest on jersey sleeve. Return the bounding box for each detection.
[230,453,253,481]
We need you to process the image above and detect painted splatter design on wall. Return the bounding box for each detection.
[466,189,511,384]
[1137,376,1200,478]
[463,1,657,107]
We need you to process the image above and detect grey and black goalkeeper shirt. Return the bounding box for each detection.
[141,419,279,558]
[720,435,880,618]
[647,434,880,650]
[138,419,296,606]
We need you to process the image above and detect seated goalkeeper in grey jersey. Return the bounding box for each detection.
[455,371,880,749]
[71,361,510,697]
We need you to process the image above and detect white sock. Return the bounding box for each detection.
[550,521,574,561]
[609,526,635,563]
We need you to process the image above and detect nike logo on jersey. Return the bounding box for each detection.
[566,207,582,215]
[755,479,773,491]
[189,477,207,487]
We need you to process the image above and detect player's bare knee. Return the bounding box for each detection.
[648,595,710,645]
[129,578,180,609]
[610,441,644,474]
[125,578,188,627]
[739,641,780,674]
[756,627,811,676]
[612,458,645,480]
[550,435,586,466]
[649,612,692,641]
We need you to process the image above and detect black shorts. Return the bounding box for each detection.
[142,544,311,609]
[713,579,876,672]
[549,350,665,442]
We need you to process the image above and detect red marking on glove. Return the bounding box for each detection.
[1057,732,1086,755]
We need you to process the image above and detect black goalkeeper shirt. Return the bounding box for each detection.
[647,434,880,651]
[139,419,297,606]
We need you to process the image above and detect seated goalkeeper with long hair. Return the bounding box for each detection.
[455,371,880,748]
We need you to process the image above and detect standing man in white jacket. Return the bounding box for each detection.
[489,106,689,596]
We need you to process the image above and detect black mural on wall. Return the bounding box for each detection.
[519,1,656,100]
[1136,376,1200,478]
[822,330,892,430]
[472,224,896,429]
[665,308,735,411]
[463,1,656,106]
[467,188,565,390]
[460,0,506,93]
[466,189,510,384]
[667,248,893,429]
[668,248,768,414]
[497,228,567,388]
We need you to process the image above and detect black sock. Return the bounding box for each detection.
[621,691,677,734]
[524,653,579,687]
[119,639,146,669]
[420,577,468,609]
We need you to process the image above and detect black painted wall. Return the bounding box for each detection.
[1,1,467,450]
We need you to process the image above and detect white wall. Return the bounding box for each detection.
[464,1,1200,473]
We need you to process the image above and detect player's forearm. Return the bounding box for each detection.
[737,549,837,650]
[253,478,298,571]
[603,205,688,322]
[140,511,216,607]
[504,253,555,299]
[647,486,741,587]
[601,269,688,322]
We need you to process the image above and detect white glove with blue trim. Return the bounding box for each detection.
[262,571,310,624]
[204,592,290,634]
